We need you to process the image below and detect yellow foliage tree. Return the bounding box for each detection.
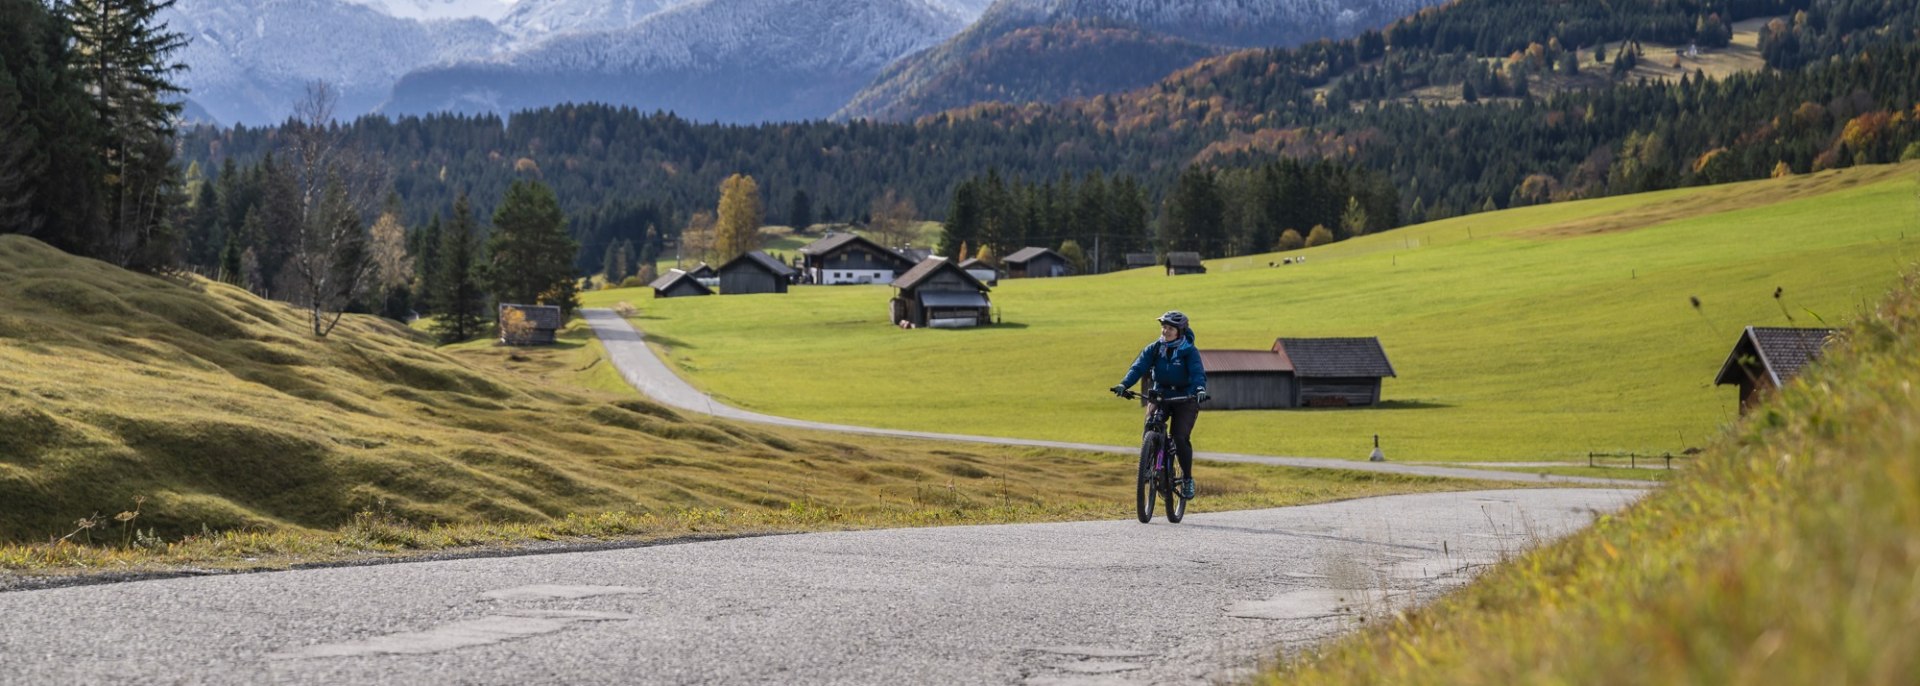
[714,174,764,264]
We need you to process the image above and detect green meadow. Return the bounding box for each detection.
[585,162,1920,465]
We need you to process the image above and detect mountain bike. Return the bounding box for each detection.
[1115,390,1199,524]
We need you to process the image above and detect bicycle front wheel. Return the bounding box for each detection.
[1136,433,1161,523]
[1164,470,1186,524]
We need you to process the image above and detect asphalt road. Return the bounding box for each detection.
[580,309,1647,488]
[0,488,1640,685]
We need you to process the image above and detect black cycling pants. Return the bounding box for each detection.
[1147,400,1201,479]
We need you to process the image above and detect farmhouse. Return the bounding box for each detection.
[717,250,796,295]
[1165,252,1206,275]
[649,269,712,298]
[1714,326,1836,414]
[497,303,562,345]
[798,233,915,285]
[1125,253,1158,270]
[889,257,992,328]
[959,257,999,286]
[1003,247,1071,278]
[1196,337,1396,409]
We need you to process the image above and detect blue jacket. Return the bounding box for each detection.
[1119,330,1207,395]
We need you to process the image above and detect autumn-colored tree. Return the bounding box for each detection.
[1276,229,1305,251]
[714,173,763,263]
[680,210,717,266]
[974,243,997,266]
[1305,225,1335,247]
[1340,196,1369,237]
[1772,161,1795,178]
[1058,239,1087,274]
[368,210,411,292]
[869,188,919,251]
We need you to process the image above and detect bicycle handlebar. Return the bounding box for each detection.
[1115,389,1206,404]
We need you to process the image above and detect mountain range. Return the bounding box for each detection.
[168,0,1432,126]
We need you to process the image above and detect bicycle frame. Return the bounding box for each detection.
[1120,389,1192,523]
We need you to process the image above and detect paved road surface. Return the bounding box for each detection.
[0,489,1638,685]
[581,309,1646,488]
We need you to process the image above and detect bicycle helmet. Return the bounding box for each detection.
[1156,310,1189,330]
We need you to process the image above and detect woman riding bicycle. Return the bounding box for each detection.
[1111,310,1208,499]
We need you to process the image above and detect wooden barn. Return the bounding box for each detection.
[1125,253,1158,270]
[959,258,999,286]
[686,263,716,280]
[717,250,796,295]
[649,269,712,298]
[1003,247,1071,278]
[889,257,992,328]
[1165,252,1206,275]
[497,303,562,345]
[798,233,915,285]
[1714,326,1836,414]
[1196,338,1396,409]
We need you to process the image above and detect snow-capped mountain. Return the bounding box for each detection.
[838,0,1449,121]
[343,0,514,22]
[494,0,688,39]
[382,0,966,123]
[164,0,510,125]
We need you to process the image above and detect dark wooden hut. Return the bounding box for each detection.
[717,250,796,295]
[1165,252,1206,276]
[1196,338,1396,408]
[497,303,562,345]
[1003,247,1071,278]
[797,233,915,285]
[649,269,713,298]
[1714,326,1836,414]
[686,263,717,279]
[889,258,992,328]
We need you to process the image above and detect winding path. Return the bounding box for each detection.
[582,309,1648,487]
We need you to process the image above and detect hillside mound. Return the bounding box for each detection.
[0,236,878,540]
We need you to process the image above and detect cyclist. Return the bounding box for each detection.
[1110,310,1208,499]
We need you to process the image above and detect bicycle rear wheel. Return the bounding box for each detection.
[1136,433,1161,523]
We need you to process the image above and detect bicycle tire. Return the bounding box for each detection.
[1164,471,1186,524]
[1136,433,1161,523]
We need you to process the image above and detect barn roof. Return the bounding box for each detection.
[1198,350,1294,373]
[649,269,711,294]
[1003,247,1062,265]
[958,258,994,270]
[1714,326,1836,387]
[498,303,562,330]
[720,250,796,277]
[798,232,912,264]
[1125,252,1157,267]
[686,263,716,278]
[1165,252,1204,268]
[891,257,991,292]
[1273,338,1396,378]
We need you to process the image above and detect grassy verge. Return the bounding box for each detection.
[1265,267,1920,684]
[585,162,1920,464]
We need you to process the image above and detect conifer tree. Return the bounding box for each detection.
[482,180,579,318]
[431,195,487,344]
[788,189,812,230]
[64,0,188,269]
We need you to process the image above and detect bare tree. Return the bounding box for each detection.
[281,81,390,336]
[368,210,412,292]
[868,188,919,253]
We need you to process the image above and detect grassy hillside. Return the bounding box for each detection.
[1266,264,1920,684]
[0,235,1477,554]
[585,162,1920,465]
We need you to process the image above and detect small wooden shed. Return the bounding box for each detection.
[717,250,796,295]
[1125,253,1158,270]
[1165,252,1206,276]
[958,258,999,286]
[649,269,713,298]
[1003,247,1071,278]
[686,263,717,279]
[1714,326,1835,414]
[497,303,562,345]
[1195,337,1395,409]
[889,257,992,328]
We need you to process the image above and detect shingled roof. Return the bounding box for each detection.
[648,269,711,294]
[1273,338,1396,378]
[1165,252,1204,268]
[891,257,991,292]
[1003,247,1062,265]
[721,250,796,277]
[1715,326,1836,387]
[498,303,562,330]
[1198,350,1294,373]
